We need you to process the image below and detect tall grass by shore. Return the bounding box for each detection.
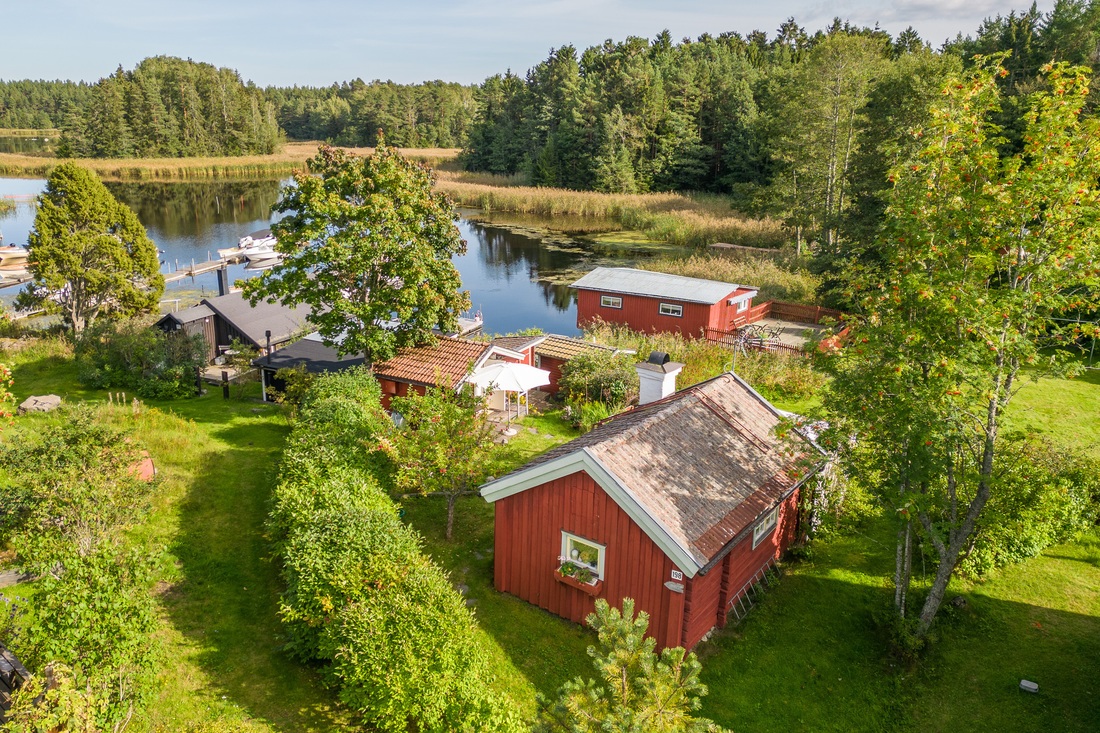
[0,128,59,137]
[0,142,461,181]
[639,252,820,304]
[434,173,787,249]
[584,320,827,403]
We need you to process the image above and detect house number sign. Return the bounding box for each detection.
[670,570,683,581]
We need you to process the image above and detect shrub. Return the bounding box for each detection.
[558,349,639,407]
[960,437,1100,577]
[270,368,523,731]
[14,549,160,732]
[75,318,204,400]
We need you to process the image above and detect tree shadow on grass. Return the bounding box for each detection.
[159,417,349,731]
[695,565,1100,732]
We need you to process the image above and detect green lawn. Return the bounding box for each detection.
[2,339,347,732]
[1009,366,1100,458]
[3,339,1098,731]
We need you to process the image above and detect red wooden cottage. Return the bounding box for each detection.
[572,267,758,338]
[480,364,825,651]
[256,334,525,409]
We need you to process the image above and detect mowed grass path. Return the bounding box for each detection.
[3,340,347,732]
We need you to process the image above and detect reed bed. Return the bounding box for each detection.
[434,179,786,248]
[638,253,820,304]
[0,142,461,181]
[0,128,59,137]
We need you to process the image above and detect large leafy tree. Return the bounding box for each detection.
[18,163,163,334]
[245,143,470,361]
[822,58,1100,638]
[536,598,724,733]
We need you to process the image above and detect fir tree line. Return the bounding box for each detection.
[266,79,475,147]
[56,56,283,158]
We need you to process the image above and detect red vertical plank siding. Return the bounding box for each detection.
[539,356,566,394]
[576,291,725,338]
[715,490,801,624]
[492,470,677,646]
[682,565,723,648]
[492,475,802,650]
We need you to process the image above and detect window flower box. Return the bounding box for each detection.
[556,561,604,597]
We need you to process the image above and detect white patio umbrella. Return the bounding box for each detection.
[468,361,551,418]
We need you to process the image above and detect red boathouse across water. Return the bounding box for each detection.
[572,267,758,338]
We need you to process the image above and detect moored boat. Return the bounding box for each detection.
[0,245,28,263]
[218,228,277,259]
[0,261,30,279]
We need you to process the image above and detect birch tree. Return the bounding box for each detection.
[822,57,1100,638]
[770,33,886,252]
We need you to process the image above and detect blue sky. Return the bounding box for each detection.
[7,1,1052,87]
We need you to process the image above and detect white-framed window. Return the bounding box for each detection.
[752,505,781,549]
[561,531,606,579]
[736,299,749,313]
[601,295,623,309]
[659,303,683,317]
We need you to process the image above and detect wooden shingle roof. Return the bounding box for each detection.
[481,373,826,575]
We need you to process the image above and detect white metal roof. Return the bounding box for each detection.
[570,267,755,305]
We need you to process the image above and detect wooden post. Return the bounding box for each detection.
[221,370,230,400]
[265,330,272,363]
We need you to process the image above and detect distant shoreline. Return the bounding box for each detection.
[0,141,461,181]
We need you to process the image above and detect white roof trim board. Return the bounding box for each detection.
[480,369,829,579]
[480,448,703,576]
[571,267,756,305]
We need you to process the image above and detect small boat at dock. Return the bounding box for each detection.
[0,261,30,279]
[0,245,29,263]
[218,228,277,259]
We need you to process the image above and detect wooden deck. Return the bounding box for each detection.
[163,254,243,285]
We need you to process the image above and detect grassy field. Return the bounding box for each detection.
[0,141,460,181]
[2,337,1097,731]
[1009,365,1100,458]
[1,338,348,732]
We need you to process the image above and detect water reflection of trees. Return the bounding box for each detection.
[0,136,53,156]
[465,223,582,314]
[105,180,283,238]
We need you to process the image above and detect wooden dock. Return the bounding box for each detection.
[163,254,243,285]
[0,276,31,291]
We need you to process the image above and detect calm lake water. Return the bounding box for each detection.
[0,177,663,335]
[0,136,55,156]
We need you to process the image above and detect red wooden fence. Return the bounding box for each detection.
[704,328,808,357]
[702,300,847,357]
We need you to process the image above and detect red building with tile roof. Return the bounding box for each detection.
[479,371,826,650]
[256,334,524,409]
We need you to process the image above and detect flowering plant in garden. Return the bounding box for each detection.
[558,559,595,584]
[0,362,14,426]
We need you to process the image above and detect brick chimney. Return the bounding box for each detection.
[635,351,685,405]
